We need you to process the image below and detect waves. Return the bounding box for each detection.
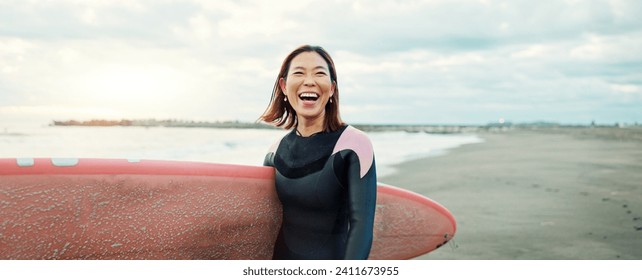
[0,126,482,177]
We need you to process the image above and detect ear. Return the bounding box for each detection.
[331,81,336,97]
[279,77,287,94]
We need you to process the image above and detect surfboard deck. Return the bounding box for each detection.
[0,158,455,260]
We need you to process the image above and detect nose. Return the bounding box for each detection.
[303,74,315,87]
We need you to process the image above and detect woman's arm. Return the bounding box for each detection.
[263,152,275,167]
[343,150,377,259]
[334,126,377,259]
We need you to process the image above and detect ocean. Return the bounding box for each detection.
[0,125,482,177]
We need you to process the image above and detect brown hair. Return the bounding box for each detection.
[259,45,344,132]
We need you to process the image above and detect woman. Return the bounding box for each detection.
[260,45,377,260]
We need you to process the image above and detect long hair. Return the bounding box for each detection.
[259,45,344,132]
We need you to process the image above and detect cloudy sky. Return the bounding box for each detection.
[1,0,641,126]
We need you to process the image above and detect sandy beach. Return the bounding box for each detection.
[381,126,642,260]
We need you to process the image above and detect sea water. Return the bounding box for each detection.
[0,125,482,177]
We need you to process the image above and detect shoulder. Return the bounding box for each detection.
[265,131,289,166]
[333,126,373,152]
[333,126,375,177]
[267,130,290,154]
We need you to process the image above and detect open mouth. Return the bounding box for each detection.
[298,92,319,102]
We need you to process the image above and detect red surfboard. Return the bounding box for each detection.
[0,158,455,260]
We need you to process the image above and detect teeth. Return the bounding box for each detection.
[299,92,319,98]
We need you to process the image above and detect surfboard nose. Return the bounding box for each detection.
[369,184,456,260]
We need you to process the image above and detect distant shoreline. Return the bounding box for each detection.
[51,119,274,130]
[48,119,642,135]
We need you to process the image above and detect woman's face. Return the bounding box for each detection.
[280,51,335,123]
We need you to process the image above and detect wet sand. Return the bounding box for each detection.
[381,126,642,259]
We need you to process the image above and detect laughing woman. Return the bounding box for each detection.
[260,45,377,260]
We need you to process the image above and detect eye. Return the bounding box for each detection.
[315,71,327,76]
[292,71,304,76]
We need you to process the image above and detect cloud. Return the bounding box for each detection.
[1,0,641,126]
[570,33,642,62]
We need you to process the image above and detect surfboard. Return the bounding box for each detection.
[0,158,455,260]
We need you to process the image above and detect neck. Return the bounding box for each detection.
[296,113,325,137]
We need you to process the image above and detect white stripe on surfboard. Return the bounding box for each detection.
[51,158,79,167]
[16,158,35,167]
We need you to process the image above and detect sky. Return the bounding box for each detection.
[1,0,641,126]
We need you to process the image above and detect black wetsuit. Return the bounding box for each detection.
[263,125,377,260]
